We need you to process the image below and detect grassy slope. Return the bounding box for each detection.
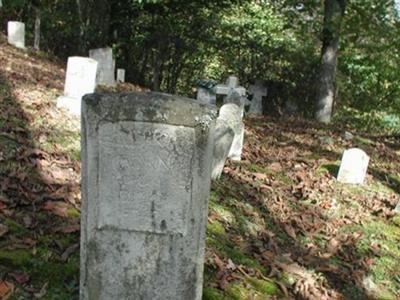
[0,37,400,299]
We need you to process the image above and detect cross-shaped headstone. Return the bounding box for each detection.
[248,80,267,115]
[214,76,249,110]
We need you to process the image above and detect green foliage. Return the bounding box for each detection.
[1,0,400,131]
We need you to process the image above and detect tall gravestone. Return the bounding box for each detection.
[211,119,234,179]
[219,101,244,161]
[248,80,267,115]
[81,92,217,299]
[89,47,116,86]
[57,57,98,115]
[7,21,25,49]
[337,148,370,184]
[117,68,125,83]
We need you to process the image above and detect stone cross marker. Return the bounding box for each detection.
[57,57,98,115]
[80,92,217,300]
[89,47,116,86]
[7,21,25,49]
[215,76,248,115]
[117,68,125,83]
[337,148,370,184]
[248,80,267,115]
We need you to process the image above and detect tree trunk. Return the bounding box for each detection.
[315,0,346,123]
[75,0,111,51]
[34,7,41,51]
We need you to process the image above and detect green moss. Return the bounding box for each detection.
[318,163,339,177]
[207,221,227,237]
[3,218,29,237]
[67,208,80,218]
[392,215,400,227]
[342,218,400,293]
[354,136,375,145]
[0,249,32,266]
[226,283,251,300]
[203,287,227,300]
[246,278,279,295]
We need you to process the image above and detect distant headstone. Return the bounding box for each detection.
[117,68,125,83]
[57,57,98,115]
[7,21,25,49]
[248,80,267,115]
[214,76,248,113]
[211,119,234,179]
[337,148,370,184]
[89,47,116,86]
[196,80,217,104]
[219,102,244,161]
[343,131,354,141]
[80,92,217,299]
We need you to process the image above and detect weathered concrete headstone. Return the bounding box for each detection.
[218,102,244,161]
[211,119,234,179]
[80,92,217,300]
[117,68,125,83]
[337,148,370,184]
[57,57,98,115]
[7,21,25,49]
[248,80,267,115]
[89,47,116,86]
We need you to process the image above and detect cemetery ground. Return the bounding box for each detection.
[0,37,399,300]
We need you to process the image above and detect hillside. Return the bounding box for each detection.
[0,36,400,299]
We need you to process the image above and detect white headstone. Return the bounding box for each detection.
[80,92,217,299]
[337,148,370,184]
[57,57,98,115]
[7,21,25,49]
[219,103,244,161]
[117,68,125,83]
[211,119,234,179]
[248,80,267,115]
[89,47,116,86]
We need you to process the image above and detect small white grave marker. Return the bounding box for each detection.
[117,68,125,83]
[7,21,25,49]
[57,57,98,115]
[337,148,369,184]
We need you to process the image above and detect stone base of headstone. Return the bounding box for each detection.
[57,96,81,116]
[211,119,234,179]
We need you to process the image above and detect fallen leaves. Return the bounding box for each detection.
[0,281,14,299]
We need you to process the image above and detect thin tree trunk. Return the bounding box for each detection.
[34,7,41,51]
[315,0,346,123]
